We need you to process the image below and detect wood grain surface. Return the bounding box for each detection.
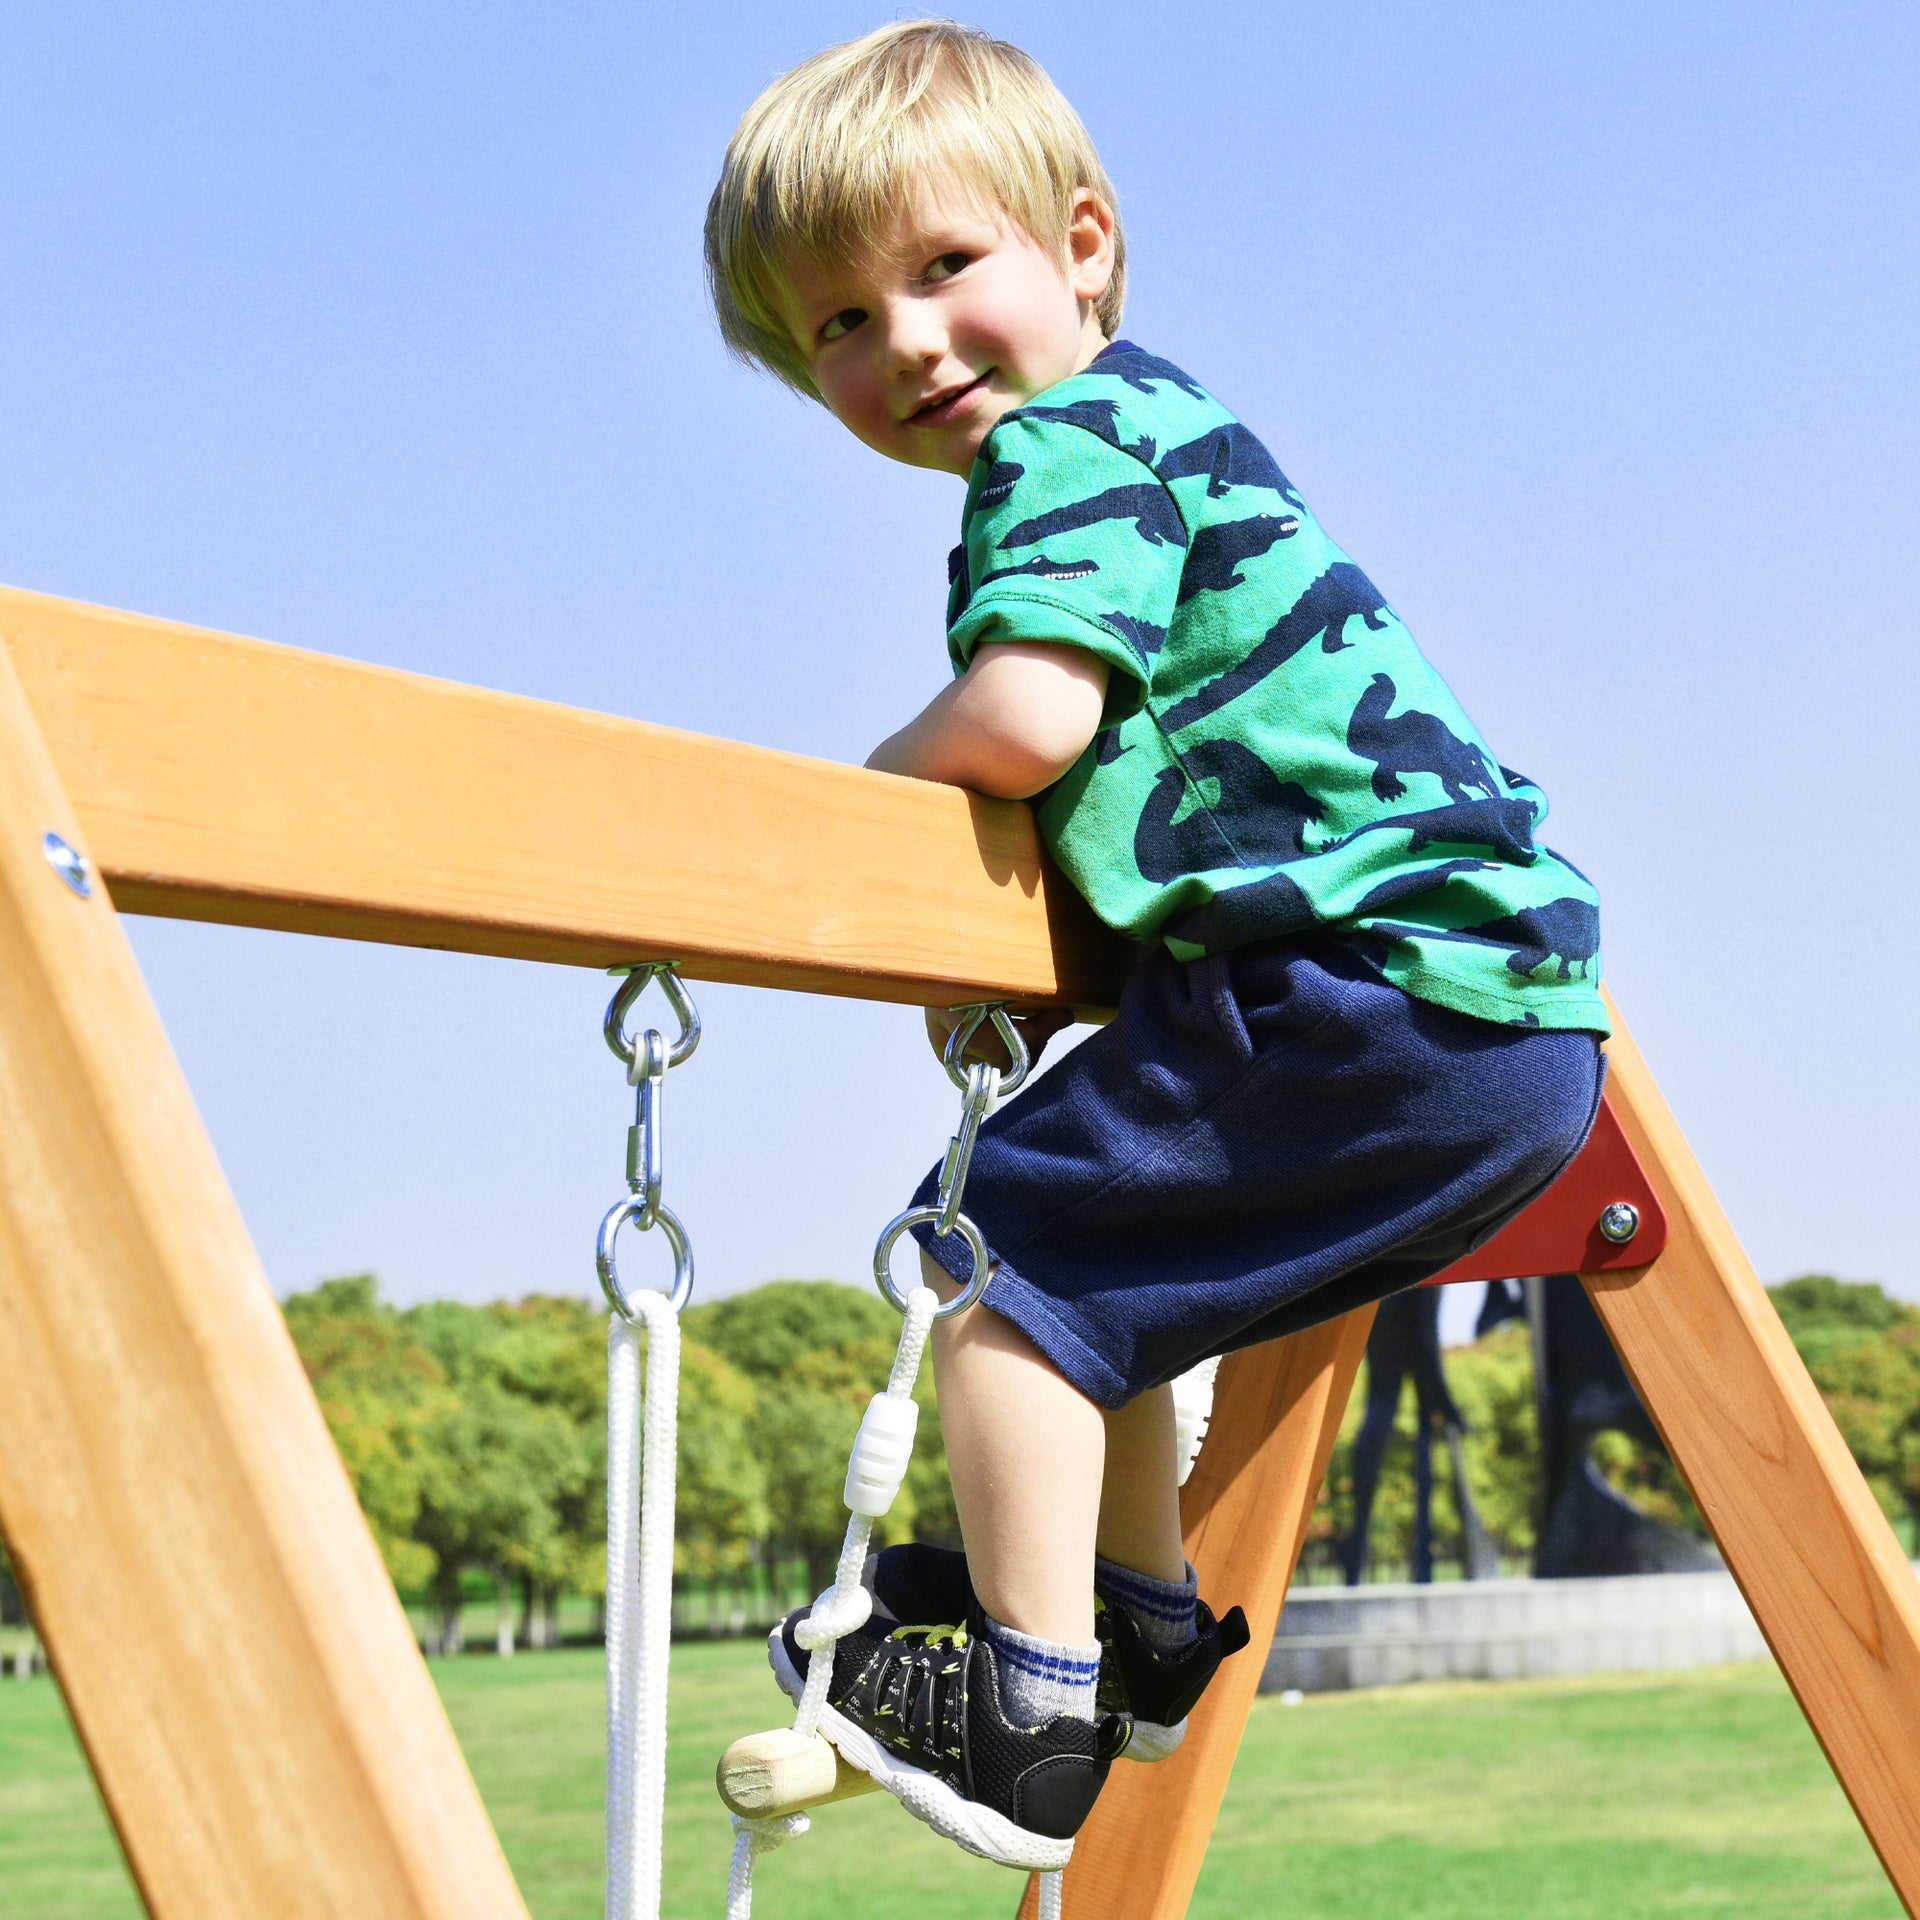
[0,583,1128,1008]
[0,645,529,1919]
[1587,999,1920,1915]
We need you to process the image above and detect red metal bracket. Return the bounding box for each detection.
[1422,1092,1667,1287]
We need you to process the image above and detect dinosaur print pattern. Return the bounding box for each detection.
[1160,562,1391,734]
[1176,513,1301,604]
[979,553,1100,587]
[1016,399,1157,465]
[1345,674,1503,803]
[1368,896,1601,981]
[1133,739,1326,882]
[1159,424,1306,509]
[1000,483,1187,553]
[944,341,1606,1033]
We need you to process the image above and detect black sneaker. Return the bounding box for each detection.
[769,1608,1128,1870]
[869,1543,1250,1763]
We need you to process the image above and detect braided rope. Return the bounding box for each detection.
[732,1283,939,1909]
[606,1290,681,1920]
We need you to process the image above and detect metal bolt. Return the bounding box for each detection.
[1598,1201,1640,1245]
[43,832,92,899]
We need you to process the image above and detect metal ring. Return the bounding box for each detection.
[941,1005,1030,1096]
[873,1206,990,1319]
[604,965,700,1071]
[597,1195,694,1318]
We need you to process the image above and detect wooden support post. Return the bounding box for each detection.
[0,647,528,1918]
[1585,1003,1920,1914]
[1018,1306,1375,1920]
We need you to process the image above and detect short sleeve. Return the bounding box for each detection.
[949,414,1188,725]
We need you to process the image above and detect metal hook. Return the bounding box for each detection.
[604,964,701,1071]
[940,1005,1031,1098]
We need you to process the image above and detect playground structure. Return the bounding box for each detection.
[1,578,1918,1917]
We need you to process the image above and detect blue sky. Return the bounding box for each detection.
[3,3,1915,1334]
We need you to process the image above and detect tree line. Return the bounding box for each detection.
[9,1271,1918,1656]
[279,1274,953,1652]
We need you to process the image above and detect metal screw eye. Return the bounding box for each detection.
[1598,1201,1641,1246]
[43,832,92,898]
[603,964,700,1071]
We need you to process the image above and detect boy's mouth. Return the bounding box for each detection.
[907,373,990,426]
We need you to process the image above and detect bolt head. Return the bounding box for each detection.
[1598,1201,1641,1246]
[43,832,93,899]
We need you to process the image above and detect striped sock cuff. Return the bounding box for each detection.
[1096,1556,1200,1652]
[980,1613,1100,1727]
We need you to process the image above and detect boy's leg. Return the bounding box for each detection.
[1094,1385,1186,1585]
[925,1249,1104,1647]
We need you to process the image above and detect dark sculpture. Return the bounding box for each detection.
[1338,1277,1717,1583]
[1339,1288,1498,1584]
[1529,1273,1719,1577]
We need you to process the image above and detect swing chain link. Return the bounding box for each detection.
[872,1004,1032,1321]
[597,964,699,1320]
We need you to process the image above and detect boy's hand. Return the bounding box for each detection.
[924,1003,1074,1078]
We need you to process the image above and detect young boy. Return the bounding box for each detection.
[705,20,1609,1871]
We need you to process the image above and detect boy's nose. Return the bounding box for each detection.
[882,299,946,375]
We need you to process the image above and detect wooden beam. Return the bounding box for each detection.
[1585,1000,1920,1914]
[1018,1306,1376,1920]
[0,644,528,1918]
[0,583,1128,1007]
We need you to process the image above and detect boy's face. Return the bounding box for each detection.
[778,185,1115,477]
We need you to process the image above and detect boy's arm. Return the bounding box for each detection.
[867,639,1106,1067]
[864,641,1108,801]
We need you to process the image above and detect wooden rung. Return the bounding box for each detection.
[717,1727,881,1819]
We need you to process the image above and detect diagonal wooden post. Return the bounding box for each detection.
[1585,1003,1920,1913]
[0,646,528,1918]
[1018,1305,1375,1920]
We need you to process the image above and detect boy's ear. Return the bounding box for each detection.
[1066,188,1117,303]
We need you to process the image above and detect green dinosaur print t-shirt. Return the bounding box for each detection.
[947,341,1608,1033]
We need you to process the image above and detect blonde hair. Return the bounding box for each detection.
[705,20,1126,398]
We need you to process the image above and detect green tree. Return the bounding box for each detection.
[675,1341,771,1586]
[405,1299,594,1654]
[283,1275,445,1593]
[1770,1275,1920,1533]
[480,1296,610,1645]
[682,1279,901,1378]
[689,1281,956,1593]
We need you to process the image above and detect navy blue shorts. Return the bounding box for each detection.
[912,935,1605,1409]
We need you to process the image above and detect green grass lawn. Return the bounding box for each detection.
[0,1643,1900,1919]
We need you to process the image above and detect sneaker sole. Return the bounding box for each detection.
[1124,1715,1186,1763]
[768,1628,1074,1873]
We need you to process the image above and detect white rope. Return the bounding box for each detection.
[607,1290,681,1920]
[725,1812,808,1920]
[730,1283,940,1914]
[1038,1869,1065,1920]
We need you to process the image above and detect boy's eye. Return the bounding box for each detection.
[925,251,971,283]
[819,307,866,342]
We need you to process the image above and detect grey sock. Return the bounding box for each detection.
[979,1612,1100,1727]
[1095,1556,1199,1654]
